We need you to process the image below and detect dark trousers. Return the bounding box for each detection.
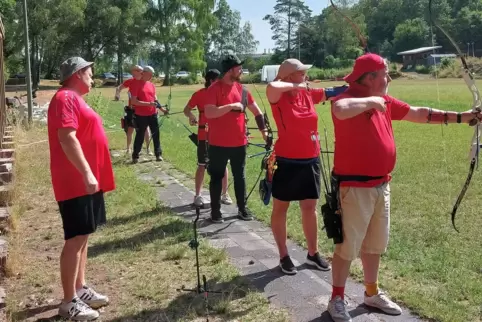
[132,114,161,159]
[208,145,247,211]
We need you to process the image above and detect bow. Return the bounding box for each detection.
[329,0,369,53]
[243,82,275,204]
[148,75,175,147]
[429,0,482,232]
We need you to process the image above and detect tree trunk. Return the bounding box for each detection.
[162,44,171,87]
[117,46,123,85]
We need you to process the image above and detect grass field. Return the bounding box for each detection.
[5,126,288,321]
[85,78,482,322]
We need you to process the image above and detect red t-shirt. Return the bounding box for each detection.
[48,88,116,201]
[131,80,157,116]
[204,81,255,147]
[271,88,325,159]
[187,88,209,141]
[122,78,136,107]
[331,83,410,187]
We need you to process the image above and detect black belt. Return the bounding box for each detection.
[198,125,206,129]
[333,173,385,182]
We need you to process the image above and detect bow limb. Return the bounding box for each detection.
[243,81,275,203]
[329,0,368,53]
[429,0,482,232]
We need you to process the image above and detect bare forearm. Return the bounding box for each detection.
[267,81,306,93]
[205,104,236,119]
[59,135,92,175]
[332,97,377,120]
[132,97,153,107]
[408,107,476,124]
[183,105,193,117]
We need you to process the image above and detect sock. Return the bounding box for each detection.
[331,286,345,300]
[365,281,379,297]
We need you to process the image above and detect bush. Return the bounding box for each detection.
[307,67,352,81]
[415,65,431,74]
[323,55,355,69]
[440,57,454,69]
[240,73,261,84]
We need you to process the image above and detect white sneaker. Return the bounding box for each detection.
[126,148,131,155]
[364,291,402,315]
[194,195,206,207]
[146,149,153,156]
[58,297,99,321]
[221,193,233,205]
[77,286,109,309]
[327,296,352,322]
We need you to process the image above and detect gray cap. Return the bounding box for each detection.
[143,65,154,74]
[59,57,94,85]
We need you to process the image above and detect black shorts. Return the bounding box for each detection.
[123,107,135,130]
[271,157,321,201]
[57,191,106,240]
[197,140,208,166]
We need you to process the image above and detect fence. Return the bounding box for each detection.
[0,17,6,148]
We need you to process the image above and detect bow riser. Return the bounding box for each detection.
[461,70,482,113]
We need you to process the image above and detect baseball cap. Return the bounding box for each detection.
[143,66,155,74]
[221,54,244,74]
[205,69,220,81]
[343,53,387,83]
[274,58,313,81]
[59,57,94,85]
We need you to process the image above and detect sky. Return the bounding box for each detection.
[227,0,331,53]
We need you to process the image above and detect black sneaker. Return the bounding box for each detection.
[132,158,139,164]
[211,209,224,223]
[156,155,163,162]
[238,208,254,221]
[306,252,331,271]
[279,255,297,275]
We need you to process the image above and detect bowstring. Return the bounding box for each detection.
[429,4,453,217]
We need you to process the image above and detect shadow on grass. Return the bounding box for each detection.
[10,304,61,320]
[88,219,192,258]
[106,205,170,227]
[106,275,265,322]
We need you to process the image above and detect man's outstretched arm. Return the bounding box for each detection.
[402,106,481,124]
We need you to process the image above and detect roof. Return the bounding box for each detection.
[397,46,442,55]
[429,54,456,58]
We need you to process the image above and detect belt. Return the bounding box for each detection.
[198,125,206,129]
[332,173,385,182]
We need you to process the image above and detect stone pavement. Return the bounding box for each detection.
[135,160,424,322]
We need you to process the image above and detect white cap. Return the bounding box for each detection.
[143,66,154,74]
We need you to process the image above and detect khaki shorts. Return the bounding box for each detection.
[334,183,391,261]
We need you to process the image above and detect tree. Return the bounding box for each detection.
[236,22,259,55]
[146,0,216,85]
[206,0,242,60]
[392,18,430,57]
[263,0,312,58]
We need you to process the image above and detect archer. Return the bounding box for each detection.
[204,54,268,223]
[183,69,233,208]
[265,58,347,275]
[130,66,167,163]
[325,53,481,322]
[114,65,152,156]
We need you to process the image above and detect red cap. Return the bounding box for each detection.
[343,53,386,83]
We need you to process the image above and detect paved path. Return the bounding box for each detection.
[134,159,424,322]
